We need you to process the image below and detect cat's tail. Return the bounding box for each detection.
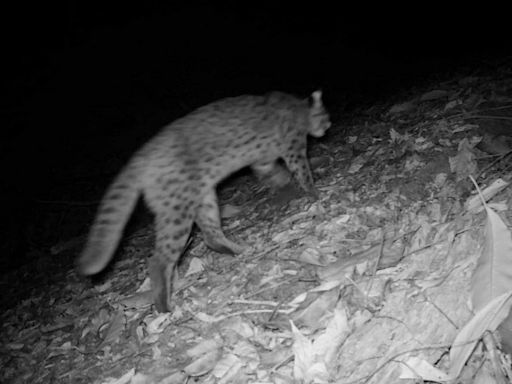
[77,161,143,275]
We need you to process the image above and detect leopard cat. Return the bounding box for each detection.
[77,90,331,312]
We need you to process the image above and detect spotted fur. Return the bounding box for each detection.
[77,90,331,312]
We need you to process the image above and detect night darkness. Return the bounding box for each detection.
[2,2,512,381]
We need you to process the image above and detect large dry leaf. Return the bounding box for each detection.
[471,206,512,311]
[449,205,512,379]
[449,291,512,379]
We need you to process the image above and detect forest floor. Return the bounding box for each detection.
[2,63,512,384]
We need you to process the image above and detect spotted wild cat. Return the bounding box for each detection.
[77,90,331,312]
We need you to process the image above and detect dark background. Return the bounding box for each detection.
[1,2,510,271]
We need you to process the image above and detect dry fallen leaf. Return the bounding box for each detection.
[388,101,416,114]
[399,357,450,381]
[104,368,135,384]
[212,354,244,384]
[187,339,221,358]
[290,321,329,384]
[146,313,170,334]
[98,310,125,348]
[297,247,335,266]
[450,291,512,379]
[419,89,448,102]
[471,206,512,311]
[184,349,222,377]
[220,203,242,219]
[185,257,206,276]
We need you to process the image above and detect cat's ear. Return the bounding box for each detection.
[310,90,323,108]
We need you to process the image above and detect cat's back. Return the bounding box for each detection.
[182,94,268,131]
[138,91,306,164]
[168,92,302,135]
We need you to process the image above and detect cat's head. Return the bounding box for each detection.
[308,90,331,138]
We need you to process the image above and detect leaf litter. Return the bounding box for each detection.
[3,65,512,383]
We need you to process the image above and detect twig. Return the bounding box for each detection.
[463,114,512,121]
[267,298,288,322]
[403,227,473,259]
[483,331,509,384]
[365,232,385,296]
[271,354,294,373]
[423,289,459,329]
[209,308,292,323]
[476,149,512,180]
[475,105,512,112]
[243,278,294,299]
[228,299,282,306]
